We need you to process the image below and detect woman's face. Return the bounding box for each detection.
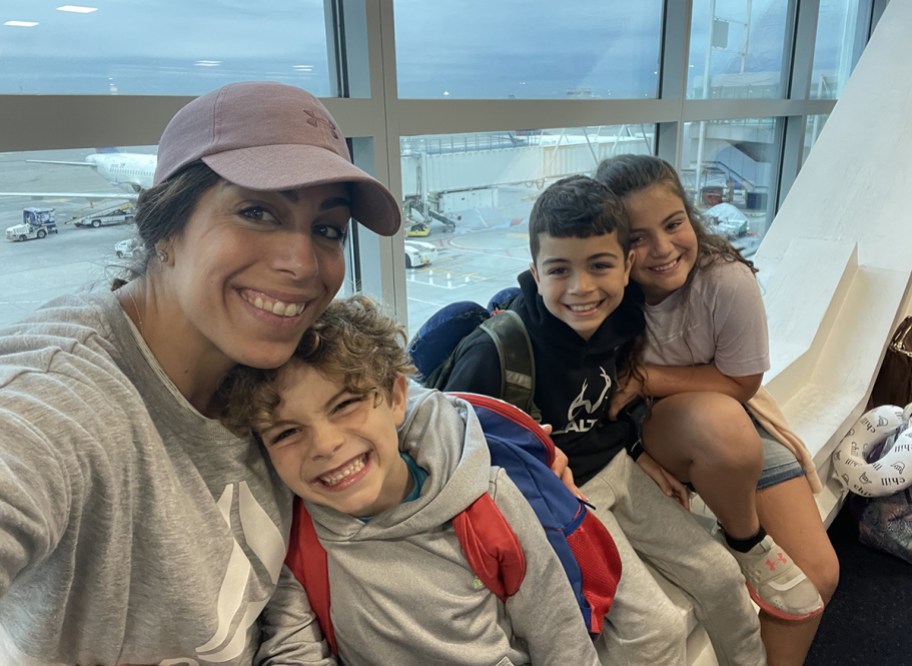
[161,180,350,372]
[624,183,698,305]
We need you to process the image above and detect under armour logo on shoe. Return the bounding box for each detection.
[766,553,789,571]
[303,109,339,138]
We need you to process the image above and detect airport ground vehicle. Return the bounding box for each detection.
[5,207,59,242]
[114,238,138,258]
[406,221,431,237]
[73,203,135,229]
[405,240,437,268]
[704,202,751,239]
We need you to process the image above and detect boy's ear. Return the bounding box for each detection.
[529,261,541,289]
[390,374,409,427]
[624,250,635,284]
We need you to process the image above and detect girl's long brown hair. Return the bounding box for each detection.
[595,154,757,282]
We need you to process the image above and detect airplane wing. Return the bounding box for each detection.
[0,191,138,203]
[26,159,98,168]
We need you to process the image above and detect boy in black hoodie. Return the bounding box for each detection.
[443,175,765,666]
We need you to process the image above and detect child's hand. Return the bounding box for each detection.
[608,370,645,420]
[636,452,690,510]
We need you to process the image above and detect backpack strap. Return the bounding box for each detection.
[452,493,527,602]
[285,500,338,655]
[479,310,536,416]
[566,511,623,634]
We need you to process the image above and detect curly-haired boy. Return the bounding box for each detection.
[220,294,602,665]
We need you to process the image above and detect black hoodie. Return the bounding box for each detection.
[444,270,646,485]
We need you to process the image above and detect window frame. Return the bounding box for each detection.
[0,0,880,330]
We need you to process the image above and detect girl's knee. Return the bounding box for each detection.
[704,408,762,471]
[690,430,763,482]
[649,393,762,471]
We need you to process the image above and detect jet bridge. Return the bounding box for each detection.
[400,128,652,230]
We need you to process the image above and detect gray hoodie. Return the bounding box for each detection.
[0,290,333,665]
[307,388,601,665]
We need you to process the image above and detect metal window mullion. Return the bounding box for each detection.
[321,1,403,313]
[777,0,818,209]
[787,0,819,100]
[656,0,693,167]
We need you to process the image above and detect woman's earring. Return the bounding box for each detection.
[157,249,168,263]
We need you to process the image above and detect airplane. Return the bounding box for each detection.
[0,151,157,203]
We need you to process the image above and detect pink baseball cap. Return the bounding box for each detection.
[154,81,400,236]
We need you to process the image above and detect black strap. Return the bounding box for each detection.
[480,311,536,416]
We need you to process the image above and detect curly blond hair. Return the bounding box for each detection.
[218,294,415,438]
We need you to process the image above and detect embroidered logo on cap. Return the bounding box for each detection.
[303,109,339,139]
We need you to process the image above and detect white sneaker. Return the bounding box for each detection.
[727,535,824,622]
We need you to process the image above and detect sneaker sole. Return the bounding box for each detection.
[744,582,824,622]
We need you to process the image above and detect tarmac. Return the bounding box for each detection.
[0,151,768,337]
[0,148,138,329]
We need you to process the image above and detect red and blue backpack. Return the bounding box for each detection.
[284,392,622,654]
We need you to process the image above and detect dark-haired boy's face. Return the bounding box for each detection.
[529,232,633,341]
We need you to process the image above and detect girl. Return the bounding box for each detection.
[596,154,839,666]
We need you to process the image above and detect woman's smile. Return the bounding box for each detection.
[240,289,308,317]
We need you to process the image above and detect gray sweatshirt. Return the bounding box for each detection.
[307,388,601,666]
[0,290,334,665]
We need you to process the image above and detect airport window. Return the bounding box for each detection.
[399,125,656,336]
[0,147,153,328]
[0,1,869,332]
[393,1,665,99]
[680,117,780,257]
[0,144,366,330]
[810,0,865,99]
[0,0,331,95]
[687,0,790,99]
[802,114,830,166]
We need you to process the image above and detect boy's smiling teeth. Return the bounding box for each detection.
[568,302,599,313]
[318,453,368,487]
[244,292,306,317]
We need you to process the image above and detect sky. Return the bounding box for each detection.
[0,0,857,97]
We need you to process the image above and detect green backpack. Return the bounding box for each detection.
[407,294,536,415]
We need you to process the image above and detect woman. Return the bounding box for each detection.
[0,81,400,665]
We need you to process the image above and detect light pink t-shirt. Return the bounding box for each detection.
[641,258,770,378]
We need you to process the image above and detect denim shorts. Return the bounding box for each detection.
[756,419,805,490]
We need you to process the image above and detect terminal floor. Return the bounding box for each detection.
[805,502,911,665]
